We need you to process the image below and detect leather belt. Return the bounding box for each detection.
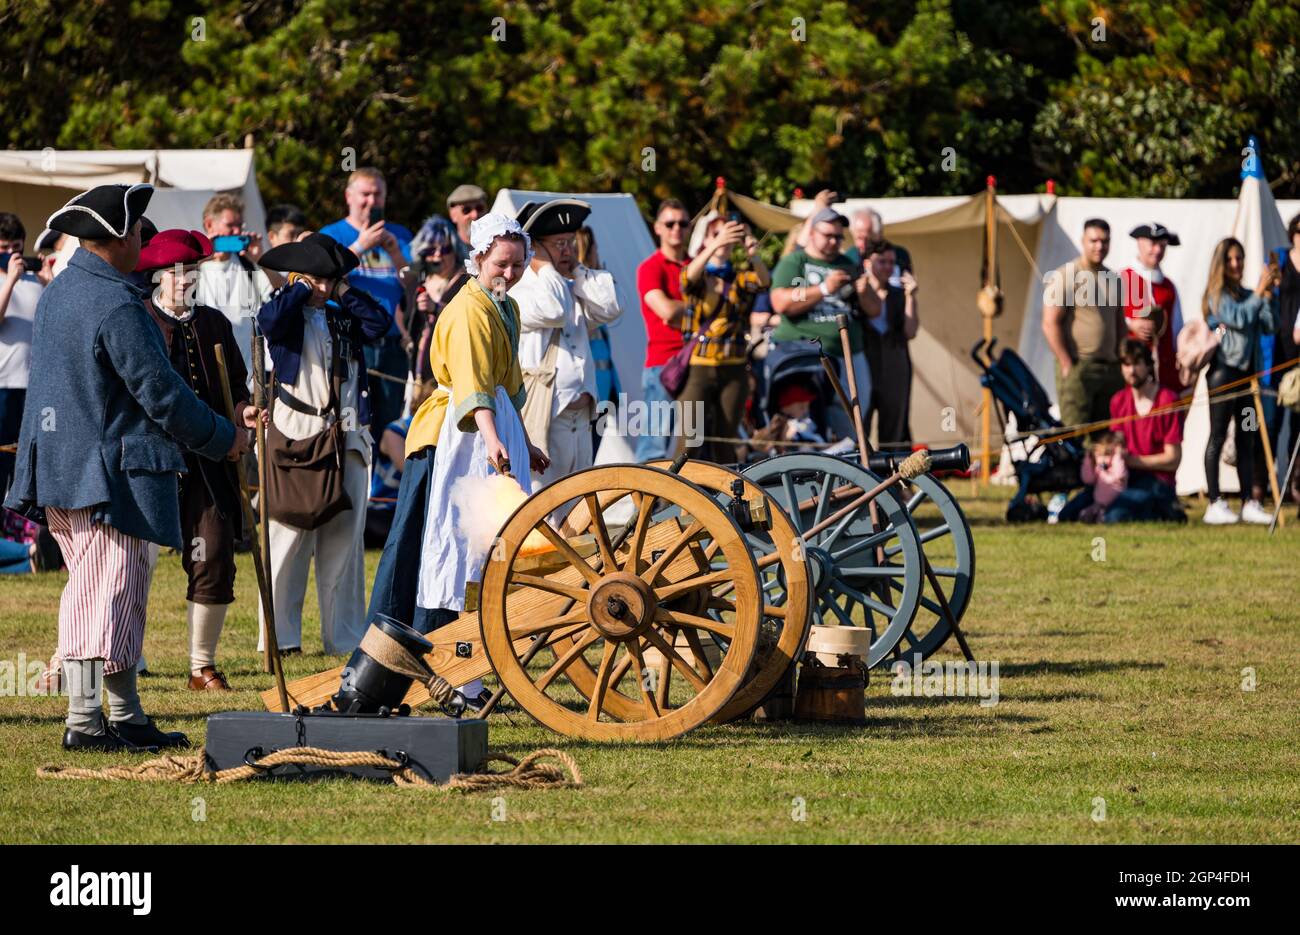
[277,385,331,418]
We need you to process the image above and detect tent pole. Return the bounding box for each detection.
[980,177,998,486]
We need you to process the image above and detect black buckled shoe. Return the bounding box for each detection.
[63,714,146,752]
[109,716,190,750]
[465,689,494,715]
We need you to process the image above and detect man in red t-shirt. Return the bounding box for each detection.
[1108,338,1185,520]
[1058,338,1185,523]
[1120,223,1184,393]
[634,198,690,461]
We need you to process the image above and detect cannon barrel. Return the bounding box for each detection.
[868,443,970,476]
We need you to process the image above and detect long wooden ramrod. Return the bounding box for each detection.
[214,344,289,712]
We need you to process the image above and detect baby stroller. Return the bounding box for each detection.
[971,338,1085,522]
[757,338,837,439]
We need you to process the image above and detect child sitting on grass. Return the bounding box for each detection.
[1078,431,1128,523]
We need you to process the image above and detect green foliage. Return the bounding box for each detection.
[1034,0,1300,197]
[0,0,1292,229]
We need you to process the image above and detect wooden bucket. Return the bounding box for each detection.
[794,657,868,724]
[805,624,872,668]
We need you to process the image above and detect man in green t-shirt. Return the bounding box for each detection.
[770,207,878,440]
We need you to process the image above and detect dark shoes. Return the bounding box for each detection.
[63,717,132,752]
[61,715,190,752]
[111,716,190,750]
[465,689,494,715]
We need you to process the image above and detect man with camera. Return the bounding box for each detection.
[321,168,413,432]
[0,212,44,499]
[196,193,274,373]
[770,206,879,440]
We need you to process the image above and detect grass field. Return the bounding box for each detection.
[1,488,1297,844]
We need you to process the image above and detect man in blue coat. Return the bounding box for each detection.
[4,183,250,752]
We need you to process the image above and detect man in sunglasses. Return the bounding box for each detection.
[770,206,877,440]
[635,198,691,461]
[447,184,489,264]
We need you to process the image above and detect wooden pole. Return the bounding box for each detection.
[980,177,998,486]
[214,344,289,712]
[253,332,275,675]
[834,316,872,461]
[1251,378,1283,520]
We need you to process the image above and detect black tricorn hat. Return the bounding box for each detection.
[259,232,360,278]
[515,198,592,237]
[139,216,159,248]
[1129,222,1181,246]
[47,183,153,240]
[33,228,61,253]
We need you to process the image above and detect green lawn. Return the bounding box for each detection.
[1,488,1297,844]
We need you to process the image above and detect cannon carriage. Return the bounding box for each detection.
[267,446,974,742]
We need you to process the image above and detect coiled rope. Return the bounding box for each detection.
[36,746,582,792]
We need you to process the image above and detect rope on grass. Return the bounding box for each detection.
[36,745,582,792]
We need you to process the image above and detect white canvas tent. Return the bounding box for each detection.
[792,189,1300,494]
[0,149,266,239]
[490,189,655,464]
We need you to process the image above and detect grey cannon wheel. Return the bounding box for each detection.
[742,453,923,668]
[879,471,976,667]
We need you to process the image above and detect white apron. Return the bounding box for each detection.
[416,385,532,612]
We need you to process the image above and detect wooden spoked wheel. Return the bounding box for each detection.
[479,465,762,741]
[879,471,976,667]
[560,460,812,724]
[742,454,924,668]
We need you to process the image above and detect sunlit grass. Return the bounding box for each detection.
[1,487,1296,843]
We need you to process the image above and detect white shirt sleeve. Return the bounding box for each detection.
[570,265,622,325]
[514,264,571,332]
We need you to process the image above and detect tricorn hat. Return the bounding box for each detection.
[136,229,213,273]
[139,216,159,247]
[47,183,154,240]
[259,232,360,278]
[1129,222,1180,246]
[33,228,61,253]
[515,198,592,237]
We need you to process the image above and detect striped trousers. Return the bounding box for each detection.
[45,507,151,676]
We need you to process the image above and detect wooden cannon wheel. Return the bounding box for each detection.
[742,454,924,669]
[479,465,763,741]
[559,460,812,724]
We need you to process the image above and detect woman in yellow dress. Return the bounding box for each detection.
[413,214,549,708]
